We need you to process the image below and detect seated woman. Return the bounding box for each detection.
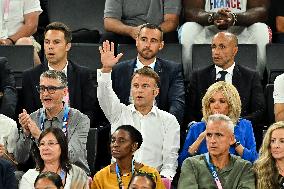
[91,125,165,189]
[34,172,63,189]
[179,81,258,166]
[254,121,284,189]
[19,127,89,189]
[128,172,156,189]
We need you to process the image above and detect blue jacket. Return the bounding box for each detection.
[178,118,258,166]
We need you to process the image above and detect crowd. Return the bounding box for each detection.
[0,0,284,188]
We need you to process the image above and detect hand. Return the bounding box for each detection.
[99,40,123,73]
[0,39,12,45]
[0,144,7,157]
[130,25,142,40]
[214,8,234,30]
[19,109,41,138]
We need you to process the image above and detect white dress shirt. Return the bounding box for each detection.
[215,63,235,83]
[97,69,180,179]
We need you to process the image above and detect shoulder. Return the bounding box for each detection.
[22,168,38,181]
[70,108,90,122]
[183,154,206,168]
[231,154,252,168]
[275,73,284,84]
[94,165,111,178]
[156,107,179,123]
[237,118,252,127]
[235,65,258,76]
[0,57,8,66]
[0,114,17,127]
[190,121,206,131]
[23,64,45,76]
[139,164,160,174]
[113,59,135,71]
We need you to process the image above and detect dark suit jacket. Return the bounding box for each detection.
[0,158,17,189]
[0,57,17,119]
[111,57,185,123]
[187,64,265,125]
[21,60,101,127]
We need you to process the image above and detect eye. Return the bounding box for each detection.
[271,138,276,143]
[220,99,227,103]
[206,133,212,137]
[209,99,216,103]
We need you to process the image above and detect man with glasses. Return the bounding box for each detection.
[15,70,90,174]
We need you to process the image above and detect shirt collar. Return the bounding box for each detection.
[42,103,66,121]
[129,104,158,117]
[215,62,235,76]
[136,57,156,70]
[48,61,69,76]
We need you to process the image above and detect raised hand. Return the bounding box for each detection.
[99,40,123,73]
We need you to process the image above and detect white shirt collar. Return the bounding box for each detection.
[136,57,156,70]
[48,61,68,77]
[129,104,157,117]
[215,62,235,76]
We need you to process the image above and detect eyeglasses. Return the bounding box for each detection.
[38,141,59,148]
[36,85,65,94]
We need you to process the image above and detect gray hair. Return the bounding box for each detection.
[40,70,68,87]
[207,114,234,133]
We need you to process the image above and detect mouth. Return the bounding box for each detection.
[43,98,52,103]
[111,149,120,155]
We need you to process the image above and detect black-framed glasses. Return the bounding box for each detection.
[36,85,65,94]
[38,141,59,148]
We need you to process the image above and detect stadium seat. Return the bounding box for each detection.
[266,44,284,83]
[265,84,275,125]
[68,43,101,70]
[87,128,98,176]
[192,44,257,72]
[117,43,182,64]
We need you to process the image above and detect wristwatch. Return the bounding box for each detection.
[208,13,214,24]
[232,140,241,148]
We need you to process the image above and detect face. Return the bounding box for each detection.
[35,178,61,189]
[39,132,61,163]
[270,128,284,161]
[211,33,238,69]
[131,74,159,109]
[129,176,154,189]
[44,30,71,66]
[39,77,67,111]
[206,120,234,157]
[136,28,164,61]
[209,91,229,115]
[110,129,137,159]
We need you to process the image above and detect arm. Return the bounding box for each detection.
[276,16,284,32]
[275,104,284,122]
[68,113,90,173]
[159,14,179,33]
[160,115,180,179]
[168,64,185,124]
[235,162,256,189]
[177,158,199,189]
[274,74,284,121]
[0,59,17,118]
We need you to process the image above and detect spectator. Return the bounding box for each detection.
[268,0,284,43]
[91,125,165,189]
[101,0,181,44]
[0,158,17,189]
[111,23,185,124]
[274,73,284,122]
[15,70,90,174]
[179,0,269,80]
[178,114,255,189]
[0,114,18,165]
[187,32,265,126]
[34,172,63,189]
[19,127,89,189]
[128,172,157,189]
[21,22,102,128]
[254,121,284,189]
[0,0,42,65]
[0,57,17,119]
[98,42,180,179]
[179,81,257,165]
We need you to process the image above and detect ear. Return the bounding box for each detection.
[63,87,68,96]
[132,142,138,152]
[153,87,159,97]
[229,134,235,146]
[66,42,71,52]
[159,41,164,51]
[233,46,238,57]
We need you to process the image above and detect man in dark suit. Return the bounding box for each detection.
[0,158,17,189]
[187,32,265,126]
[111,23,185,124]
[0,57,17,119]
[21,22,102,127]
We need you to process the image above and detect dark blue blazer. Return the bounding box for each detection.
[111,57,185,123]
[187,64,265,125]
[0,158,17,189]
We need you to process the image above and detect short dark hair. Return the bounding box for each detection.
[132,66,160,87]
[35,127,72,173]
[44,22,72,43]
[128,172,156,189]
[34,171,63,189]
[40,70,68,87]
[138,23,163,41]
[115,125,143,149]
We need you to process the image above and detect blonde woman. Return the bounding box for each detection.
[254,121,284,189]
[179,81,257,165]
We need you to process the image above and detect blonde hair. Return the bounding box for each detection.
[254,121,284,189]
[202,81,241,124]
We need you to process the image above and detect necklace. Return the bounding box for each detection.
[115,159,135,189]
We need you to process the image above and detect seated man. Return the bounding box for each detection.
[22,22,102,128]
[15,70,90,174]
[178,114,255,189]
[101,0,181,43]
[97,41,180,179]
[187,32,265,126]
[0,158,17,189]
[0,57,17,119]
[0,0,42,65]
[179,0,269,80]
[274,73,284,121]
[0,114,18,165]
[111,23,185,124]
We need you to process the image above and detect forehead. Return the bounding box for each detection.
[41,132,57,141]
[45,30,65,40]
[40,77,61,85]
[206,120,229,133]
[212,34,232,45]
[35,178,57,189]
[211,90,225,98]
[112,129,131,139]
[131,74,156,85]
[131,176,152,188]
[139,28,162,40]
[271,128,284,138]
